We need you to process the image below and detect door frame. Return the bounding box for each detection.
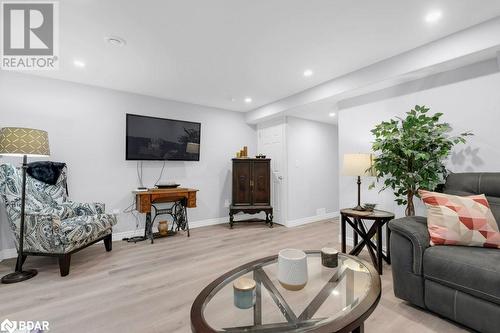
[257,117,288,226]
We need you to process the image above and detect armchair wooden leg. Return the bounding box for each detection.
[104,234,112,252]
[58,254,71,277]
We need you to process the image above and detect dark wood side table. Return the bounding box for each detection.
[340,209,395,275]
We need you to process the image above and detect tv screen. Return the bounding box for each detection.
[126,114,201,161]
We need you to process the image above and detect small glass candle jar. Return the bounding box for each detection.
[321,247,339,268]
[233,277,256,309]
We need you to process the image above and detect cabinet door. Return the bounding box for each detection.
[232,161,252,205]
[252,160,270,205]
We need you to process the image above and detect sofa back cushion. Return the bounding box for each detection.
[420,190,500,249]
[444,173,500,228]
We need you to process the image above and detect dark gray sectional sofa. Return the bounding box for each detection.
[388,173,500,333]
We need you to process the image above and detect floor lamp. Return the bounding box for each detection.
[0,127,50,284]
[342,153,375,211]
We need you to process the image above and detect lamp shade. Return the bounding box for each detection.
[342,153,375,177]
[0,127,50,157]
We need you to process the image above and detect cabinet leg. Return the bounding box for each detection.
[229,213,234,229]
[269,213,273,228]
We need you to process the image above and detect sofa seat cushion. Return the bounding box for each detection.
[424,245,500,305]
[58,214,117,246]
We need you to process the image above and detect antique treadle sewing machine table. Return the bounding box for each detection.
[128,188,198,243]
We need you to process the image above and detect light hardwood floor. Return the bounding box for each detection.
[0,219,469,333]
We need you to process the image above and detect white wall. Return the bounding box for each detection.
[338,69,500,219]
[286,117,339,223]
[0,72,257,255]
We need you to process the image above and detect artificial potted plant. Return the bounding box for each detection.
[370,105,471,216]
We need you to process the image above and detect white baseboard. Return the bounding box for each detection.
[190,216,229,228]
[112,216,230,241]
[286,211,339,228]
[112,229,143,241]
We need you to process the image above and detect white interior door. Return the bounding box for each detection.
[257,119,287,226]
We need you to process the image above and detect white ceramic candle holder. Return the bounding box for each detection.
[278,249,308,291]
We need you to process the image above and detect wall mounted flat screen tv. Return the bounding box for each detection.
[126,114,201,161]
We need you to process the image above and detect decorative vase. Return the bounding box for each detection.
[278,249,308,291]
[158,221,168,236]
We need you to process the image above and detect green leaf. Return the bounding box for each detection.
[370,105,471,209]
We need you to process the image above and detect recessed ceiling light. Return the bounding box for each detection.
[329,112,336,117]
[425,10,442,23]
[244,97,252,103]
[303,69,313,77]
[73,60,85,68]
[105,36,126,47]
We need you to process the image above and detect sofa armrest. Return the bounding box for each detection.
[59,201,105,215]
[59,213,116,246]
[389,216,430,275]
[23,212,63,252]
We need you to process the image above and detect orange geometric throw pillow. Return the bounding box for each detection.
[419,190,500,248]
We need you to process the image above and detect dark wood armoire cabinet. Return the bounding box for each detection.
[229,158,273,228]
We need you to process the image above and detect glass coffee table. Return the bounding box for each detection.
[190,251,381,333]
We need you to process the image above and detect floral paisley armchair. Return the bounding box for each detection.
[0,163,117,276]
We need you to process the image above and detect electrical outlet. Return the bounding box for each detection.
[224,199,230,208]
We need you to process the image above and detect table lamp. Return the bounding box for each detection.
[342,153,375,211]
[0,127,50,284]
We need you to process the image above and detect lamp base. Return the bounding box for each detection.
[352,205,366,211]
[1,269,38,284]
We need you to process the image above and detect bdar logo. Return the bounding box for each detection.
[0,319,17,333]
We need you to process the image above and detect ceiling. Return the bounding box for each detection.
[285,47,500,125]
[25,0,500,112]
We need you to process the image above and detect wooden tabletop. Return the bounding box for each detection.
[133,188,198,195]
[340,208,395,219]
